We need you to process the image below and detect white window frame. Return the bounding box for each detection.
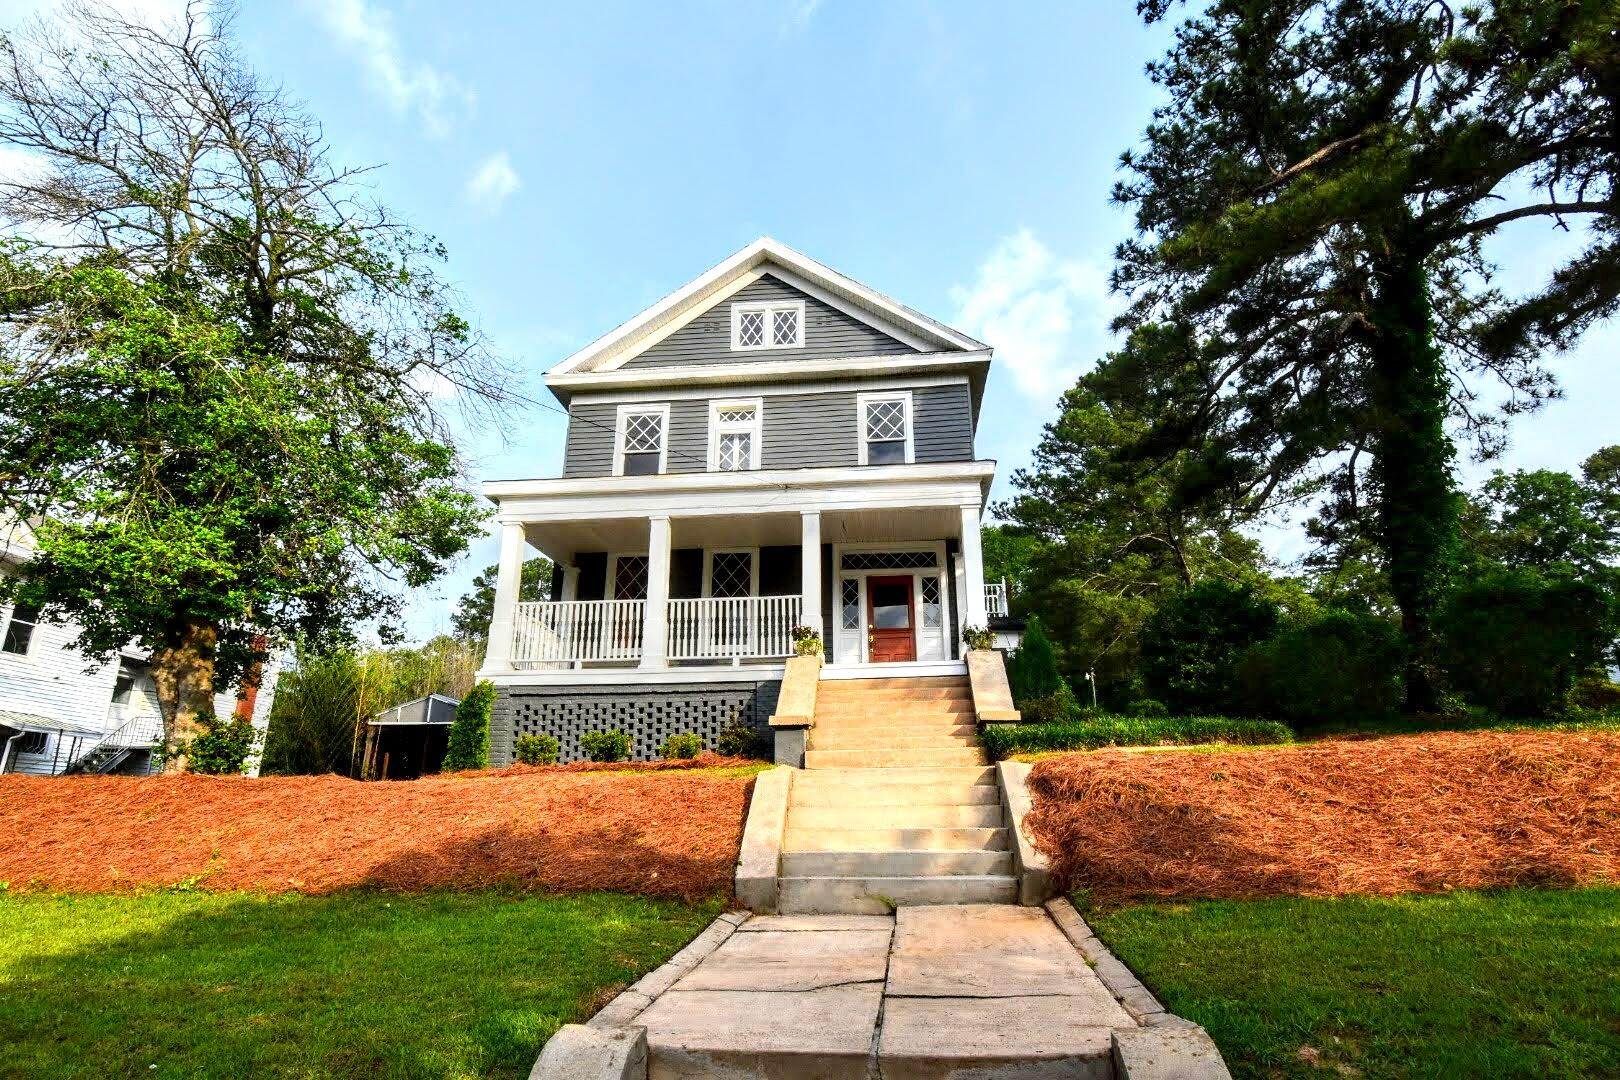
[0,601,39,659]
[701,547,761,598]
[612,403,670,477]
[730,299,805,352]
[855,390,914,466]
[608,551,652,601]
[707,397,763,472]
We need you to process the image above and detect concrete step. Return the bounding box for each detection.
[805,747,989,769]
[811,710,978,731]
[793,765,996,786]
[778,874,1018,914]
[816,688,972,704]
[781,849,1015,878]
[785,826,1009,852]
[816,676,969,692]
[815,702,977,721]
[810,731,979,751]
[789,804,1004,830]
[789,781,1002,808]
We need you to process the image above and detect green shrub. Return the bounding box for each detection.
[716,712,761,758]
[660,732,703,760]
[1140,582,1280,714]
[1437,566,1615,717]
[1008,617,1064,702]
[442,680,495,771]
[1571,671,1620,712]
[980,715,1292,759]
[512,733,558,766]
[1017,682,1083,724]
[1124,698,1168,718]
[166,716,260,775]
[579,729,631,763]
[1239,609,1404,727]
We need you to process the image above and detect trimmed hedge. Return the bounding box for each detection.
[980,715,1292,759]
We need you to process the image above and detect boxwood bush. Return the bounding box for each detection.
[512,733,558,766]
[579,729,632,763]
[659,732,703,760]
[981,715,1292,760]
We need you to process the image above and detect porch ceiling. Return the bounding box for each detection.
[523,505,965,561]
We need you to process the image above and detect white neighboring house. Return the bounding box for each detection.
[0,524,280,776]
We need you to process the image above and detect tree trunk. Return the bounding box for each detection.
[149,617,220,773]
[1367,248,1458,713]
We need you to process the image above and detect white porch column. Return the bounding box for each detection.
[959,502,989,626]
[799,510,822,631]
[639,515,672,668]
[484,521,527,672]
[560,564,579,602]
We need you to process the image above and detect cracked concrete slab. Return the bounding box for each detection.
[886,903,1106,999]
[671,928,892,992]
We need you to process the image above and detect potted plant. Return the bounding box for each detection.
[962,625,996,651]
[790,624,824,657]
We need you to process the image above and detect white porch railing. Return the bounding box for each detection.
[512,599,646,667]
[666,596,798,661]
[985,581,1009,618]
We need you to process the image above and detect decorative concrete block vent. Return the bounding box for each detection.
[498,681,781,764]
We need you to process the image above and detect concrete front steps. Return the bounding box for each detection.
[779,676,1019,914]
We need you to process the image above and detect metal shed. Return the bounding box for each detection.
[361,693,461,780]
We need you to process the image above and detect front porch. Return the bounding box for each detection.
[479,464,996,681]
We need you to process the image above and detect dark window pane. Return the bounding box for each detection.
[871,583,911,628]
[622,451,661,475]
[866,439,906,465]
[2,603,37,655]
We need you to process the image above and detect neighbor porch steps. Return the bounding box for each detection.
[779,676,1017,913]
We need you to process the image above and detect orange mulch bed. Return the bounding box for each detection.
[0,765,755,900]
[1024,729,1620,901]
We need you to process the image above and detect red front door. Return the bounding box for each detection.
[866,576,916,663]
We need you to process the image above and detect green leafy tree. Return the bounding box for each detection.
[980,525,1038,599]
[450,557,552,648]
[0,7,505,769]
[1108,0,1620,709]
[1140,581,1280,715]
[998,353,1271,697]
[442,680,495,771]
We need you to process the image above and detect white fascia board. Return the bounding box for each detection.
[478,664,788,687]
[548,237,989,377]
[567,372,969,406]
[547,350,990,400]
[485,460,994,502]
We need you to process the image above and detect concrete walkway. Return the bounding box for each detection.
[631,905,1144,1079]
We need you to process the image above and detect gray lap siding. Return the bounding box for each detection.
[563,380,973,478]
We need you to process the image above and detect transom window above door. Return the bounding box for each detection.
[709,399,762,471]
[857,391,913,465]
[731,300,804,351]
[615,404,668,476]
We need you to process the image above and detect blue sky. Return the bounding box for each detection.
[6,0,1615,642]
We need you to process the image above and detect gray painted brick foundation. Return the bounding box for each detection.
[492,678,782,765]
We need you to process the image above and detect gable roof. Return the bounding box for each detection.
[547,237,989,379]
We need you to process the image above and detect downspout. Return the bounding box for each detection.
[0,730,24,774]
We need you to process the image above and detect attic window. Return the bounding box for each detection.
[731,300,804,351]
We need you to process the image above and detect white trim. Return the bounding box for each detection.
[856,389,914,466]
[548,237,987,377]
[550,351,990,398]
[762,265,936,352]
[569,372,970,406]
[608,550,651,601]
[701,547,761,599]
[730,299,805,352]
[707,397,763,472]
[487,459,995,502]
[830,541,949,665]
[612,402,670,477]
[480,664,788,687]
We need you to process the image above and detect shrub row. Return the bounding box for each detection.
[980,715,1292,759]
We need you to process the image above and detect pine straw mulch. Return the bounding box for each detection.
[1024,729,1620,901]
[0,762,757,899]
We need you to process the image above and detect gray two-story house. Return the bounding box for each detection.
[479,238,1004,763]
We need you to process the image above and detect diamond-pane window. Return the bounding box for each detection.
[718,432,751,472]
[865,399,906,441]
[623,412,662,453]
[711,399,761,472]
[737,310,765,347]
[717,406,755,424]
[841,551,939,571]
[613,556,649,600]
[733,302,803,350]
[710,551,753,598]
[841,579,861,630]
[922,576,942,628]
[772,308,799,346]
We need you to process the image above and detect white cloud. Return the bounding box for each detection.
[780,0,821,36]
[949,228,1118,400]
[304,0,471,136]
[464,151,520,214]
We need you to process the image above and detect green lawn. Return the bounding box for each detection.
[0,889,722,1079]
[1087,888,1620,1079]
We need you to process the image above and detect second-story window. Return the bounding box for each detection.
[1,601,40,656]
[731,300,804,351]
[857,391,913,465]
[710,399,762,471]
[615,404,668,476]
